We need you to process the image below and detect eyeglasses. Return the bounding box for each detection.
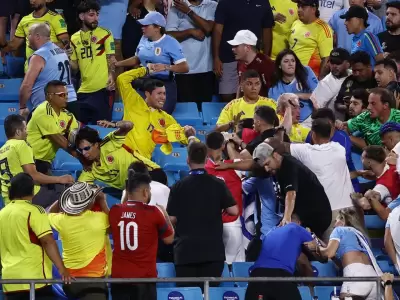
[47,92,68,98]
[77,145,92,153]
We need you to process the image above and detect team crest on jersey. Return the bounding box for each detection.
[304,32,311,38]
[106,155,114,163]
[356,40,361,47]
[289,8,294,15]
[91,36,97,43]
[155,47,162,56]
[59,120,66,128]
[159,118,166,127]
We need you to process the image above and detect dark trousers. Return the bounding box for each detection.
[63,282,108,300]
[111,283,156,300]
[5,285,54,300]
[76,89,114,124]
[175,261,224,290]
[175,72,215,110]
[245,268,302,300]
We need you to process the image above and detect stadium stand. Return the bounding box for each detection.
[0,78,22,102]
[172,102,202,126]
[202,102,226,125]
[111,102,124,122]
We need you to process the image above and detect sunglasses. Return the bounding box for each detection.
[77,145,92,153]
[47,92,68,98]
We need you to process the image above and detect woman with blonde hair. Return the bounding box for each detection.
[277,93,311,143]
[306,208,383,300]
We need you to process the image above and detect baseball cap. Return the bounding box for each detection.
[137,11,166,28]
[340,6,368,21]
[297,0,319,7]
[227,30,258,46]
[329,48,350,64]
[253,142,275,166]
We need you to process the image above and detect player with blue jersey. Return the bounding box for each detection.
[19,23,77,120]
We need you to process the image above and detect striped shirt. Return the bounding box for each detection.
[351,29,383,67]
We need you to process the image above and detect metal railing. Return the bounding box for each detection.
[0,276,396,300]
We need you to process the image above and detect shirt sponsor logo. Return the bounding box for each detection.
[155,47,162,56]
[319,0,335,8]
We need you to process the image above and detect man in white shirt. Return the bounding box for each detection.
[319,0,350,23]
[275,118,354,241]
[304,48,351,127]
[380,122,400,154]
[385,206,400,274]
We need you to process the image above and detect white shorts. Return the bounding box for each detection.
[223,220,245,264]
[219,62,239,95]
[342,263,378,299]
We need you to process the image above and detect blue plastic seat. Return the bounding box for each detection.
[112,102,124,121]
[106,194,120,208]
[209,287,246,299]
[365,214,385,229]
[201,102,225,125]
[0,103,19,124]
[157,287,203,300]
[378,260,395,273]
[221,262,234,287]
[152,147,189,186]
[89,125,114,138]
[311,261,337,277]
[4,56,24,78]
[298,286,313,300]
[0,126,6,147]
[194,125,214,143]
[172,102,202,126]
[157,263,176,288]
[231,262,253,287]
[0,78,23,101]
[56,240,63,257]
[52,150,82,172]
[314,286,341,299]
[299,100,313,122]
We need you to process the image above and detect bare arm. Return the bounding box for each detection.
[1,36,24,52]
[215,123,232,132]
[97,193,110,215]
[115,56,140,68]
[350,136,367,150]
[282,191,296,221]
[280,107,293,135]
[318,239,340,259]
[40,234,71,281]
[226,204,239,216]
[107,54,116,76]
[23,164,71,185]
[19,55,45,108]
[375,53,385,62]
[47,134,69,150]
[56,33,70,49]
[262,28,272,56]
[385,228,398,267]
[167,29,195,42]
[169,62,189,73]
[188,12,214,34]
[156,205,175,245]
[216,159,255,171]
[226,142,241,160]
[318,57,329,80]
[48,200,61,213]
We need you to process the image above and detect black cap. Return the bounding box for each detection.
[340,6,368,20]
[329,48,351,64]
[297,0,319,7]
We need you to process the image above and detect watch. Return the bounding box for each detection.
[165,65,171,71]
[384,280,393,287]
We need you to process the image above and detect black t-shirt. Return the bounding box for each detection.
[246,128,290,155]
[335,75,377,106]
[121,7,148,59]
[387,81,400,109]
[275,154,332,235]
[166,169,236,265]
[378,31,400,53]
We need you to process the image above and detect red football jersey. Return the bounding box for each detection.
[375,165,400,205]
[109,201,173,278]
[205,159,243,223]
[237,53,275,97]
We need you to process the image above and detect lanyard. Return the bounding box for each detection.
[189,169,206,175]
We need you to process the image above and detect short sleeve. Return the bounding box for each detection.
[78,170,96,184]
[329,226,342,242]
[216,102,234,125]
[262,2,274,28]
[15,20,25,38]
[165,8,180,31]
[166,184,179,217]
[108,132,126,149]
[52,14,68,36]
[94,211,110,230]
[317,24,333,58]
[30,208,52,239]
[105,32,116,55]
[363,32,383,56]
[167,37,186,64]
[328,14,337,32]
[70,40,78,61]
[214,0,228,24]
[37,114,62,136]
[18,142,35,166]
[297,226,313,243]
[219,181,237,209]
[48,213,62,231]
[388,198,400,211]
[290,144,309,163]
[280,163,299,193]
[347,112,367,133]
[306,67,318,92]
[206,2,217,21]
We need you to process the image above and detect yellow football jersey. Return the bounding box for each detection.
[0,139,40,205]
[117,67,189,160]
[78,132,159,189]
[15,10,68,71]
[289,19,333,76]
[70,27,115,93]
[27,102,79,163]
[216,97,277,125]
[270,0,298,60]
[277,114,310,143]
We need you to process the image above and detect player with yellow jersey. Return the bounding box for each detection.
[116,66,196,161]
[27,80,79,174]
[0,115,73,206]
[1,0,69,71]
[0,173,71,295]
[216,70,277,132]
[270,0,298,60]
[68,1,116,124]
[75,123,164,189]
[289,0,333,78]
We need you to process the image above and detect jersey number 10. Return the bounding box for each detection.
[118,220,138,251]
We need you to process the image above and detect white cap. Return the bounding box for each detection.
[227,30,258,46]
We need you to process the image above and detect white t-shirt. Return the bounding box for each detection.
[319,0,349,23]
[121,181,170,208]
[386,206,400,270]
[290,141,354,210]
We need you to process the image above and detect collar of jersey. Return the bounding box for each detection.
[354,28,367,38]
[10,200,31,205]
[146,34,167,44]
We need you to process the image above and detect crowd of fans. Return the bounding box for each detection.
[1,0,400,299]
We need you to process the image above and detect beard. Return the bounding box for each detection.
[386,22,400,31]
[84,20,98,30]
[31,3,45,11]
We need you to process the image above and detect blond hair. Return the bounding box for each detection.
[337,207,370,244]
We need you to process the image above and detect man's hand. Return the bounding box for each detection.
[58,175,74,185]
[19,108,29,119]
[381,272,394,283]
[365,189,381,203]
[107,75,115,91]
[386,152,398,166]
[310,95,319,110]
[58,267,73,284]
[215,162,231,170]
[279,216,291,227]
[128,6,141,19]
[230,134,242,146]
[357,170,376,180]
[335,120,346,130]
[304,240,318,252]
[183,125,196,138]
[273,13,286,24]
[97,120,116,128]
[173,0,191,14]
[191,29,205,41]
[213,57,223,77]
[149,63,168,73]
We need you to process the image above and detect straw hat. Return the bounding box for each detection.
[59,182,103,215]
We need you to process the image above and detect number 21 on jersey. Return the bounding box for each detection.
[118,220,138,251]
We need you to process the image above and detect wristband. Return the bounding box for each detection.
[187,9,193,16]
[384,280,392,287]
